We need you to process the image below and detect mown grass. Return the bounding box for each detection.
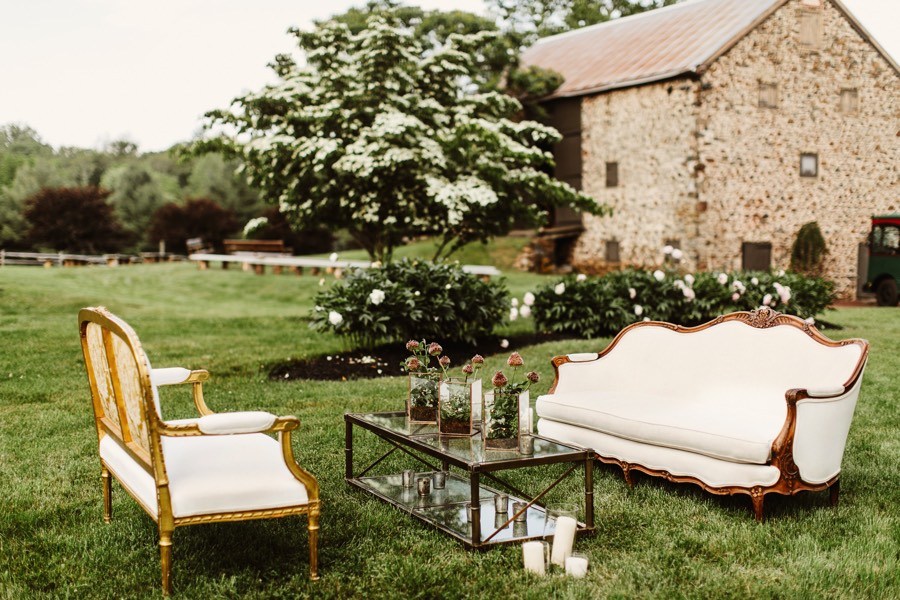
[0,261,897,599]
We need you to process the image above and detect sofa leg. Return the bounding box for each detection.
[623,464,634,489]
[308,506,320,581]
[830,480,840,507]
[101,467,112,523]
[159,527,174,595]
[751,492,765,523]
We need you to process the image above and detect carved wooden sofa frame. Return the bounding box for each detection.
[78,307,321,594]
[541,308,869,522]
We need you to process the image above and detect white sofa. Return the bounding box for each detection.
[536,308,869,521]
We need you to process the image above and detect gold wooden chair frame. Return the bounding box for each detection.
[78,307,320,594]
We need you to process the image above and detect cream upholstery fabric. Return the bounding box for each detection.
[160,433,308,518]
[538,419,781,488]
[151,368,192,387]
[197,411,277,435]
[537,389,780,464]
[538,320,865,483]
[100,435,158,517]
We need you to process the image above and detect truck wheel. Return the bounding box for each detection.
[876,279,899,306]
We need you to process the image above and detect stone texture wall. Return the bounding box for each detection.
[567,0,899,297]
[696,0,900,296]
[572,79,699,271]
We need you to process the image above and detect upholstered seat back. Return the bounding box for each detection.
[555,319,864,414]
[79,307,159,473]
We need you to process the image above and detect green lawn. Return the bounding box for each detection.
[1,263,897,599]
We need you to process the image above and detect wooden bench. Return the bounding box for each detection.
[188,253,501,279]
[223,239,290,255]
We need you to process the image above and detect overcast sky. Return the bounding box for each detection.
[1,0,896,152]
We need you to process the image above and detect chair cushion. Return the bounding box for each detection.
[161,433,309,518]
[536,389,786,464]
[99,435,158,517]
[198,411,277,434]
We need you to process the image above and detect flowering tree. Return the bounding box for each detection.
[200,13,606,263]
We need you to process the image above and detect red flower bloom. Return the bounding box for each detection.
[492,371,508,388]
[526,371,540,384]
[406,357,421,371]
[427,342,443,356]
[507,352,524,367]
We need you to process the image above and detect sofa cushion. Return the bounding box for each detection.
[160,433,309,518]
[536,389,786,464]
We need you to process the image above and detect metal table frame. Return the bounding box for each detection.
[345,411,594,548]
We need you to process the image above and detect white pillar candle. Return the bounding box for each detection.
[565,555,588,578]
[550,515,577,566]
[522,541,546,575]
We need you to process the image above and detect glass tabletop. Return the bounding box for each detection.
[352,412,586,467]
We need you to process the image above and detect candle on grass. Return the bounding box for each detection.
[550,515,577,566]
[522,541,547,575]
[565,553,588,578]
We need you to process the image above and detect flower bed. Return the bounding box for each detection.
[532,268,835,339]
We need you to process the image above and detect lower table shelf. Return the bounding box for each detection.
[349,471,573,547]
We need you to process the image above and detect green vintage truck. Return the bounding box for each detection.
[864,214,900,306]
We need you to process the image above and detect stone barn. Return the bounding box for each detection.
[521,0,899,298]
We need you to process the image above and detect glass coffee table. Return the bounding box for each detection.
[344,411,595,548]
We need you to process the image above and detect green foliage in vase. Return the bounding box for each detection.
[310,260,509,347]
[440,381,472,422]
[409,373,440,410]
[532,268,836,339]
[485,391,519,440]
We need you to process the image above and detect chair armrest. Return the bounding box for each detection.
[804,385,845,399]
[198,411,277,434]
[151,367,213,416]
[158,413,299,436]
[151,367,209,386]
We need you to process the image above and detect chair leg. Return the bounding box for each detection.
[308,506,320,581]
[623,464,634,489]
[159,527,174,595]
[101,467,112,523]
[830,479,840,507]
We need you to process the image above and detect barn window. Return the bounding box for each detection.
[742,242,772,271]
[605,162,619,188]
[800,153,818,177]
[840,88,859,115]
[799,8,823,49]
[605,240,620,262]
[758,82,778,108]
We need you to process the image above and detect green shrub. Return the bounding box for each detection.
[791,221,828,275]
[310,259,509,347]
[532,268,835,339]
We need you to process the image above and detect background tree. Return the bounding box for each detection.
[244,207,333,256]
[489,0,683,46]
[101,163,178,247]
[147,198,239,254]
[23,187,131,253]
[199,13,606,263]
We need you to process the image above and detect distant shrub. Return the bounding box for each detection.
[532,268,835,339]
[23,186,131,253]
[147,198,239,253]
[790,221,828,275]
[244,207,333,255]
[310,259,509,347]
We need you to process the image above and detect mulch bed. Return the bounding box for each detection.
[268,332,566,381]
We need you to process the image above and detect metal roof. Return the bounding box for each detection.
[520,0,785,99]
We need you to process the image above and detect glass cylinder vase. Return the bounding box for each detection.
[439,378,480,436]
[407,371,441,424]
[483,390,529,450]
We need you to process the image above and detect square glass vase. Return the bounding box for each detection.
[482,390,531,450]
[438,378,481,436]
[407,371,442,424]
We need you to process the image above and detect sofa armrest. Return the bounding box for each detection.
[197,411,277,434]
[772,385,861,485]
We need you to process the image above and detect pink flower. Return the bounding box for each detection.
[462,364,474,375]
[492,371,508,388]
[471,354,484,365]
[406,357,421,371]
[427,342,442,356]
[526,371,540,383]
[406,340,420,351]
[507,352,524,367]
[732,292,740,301]
[439,356,450,368]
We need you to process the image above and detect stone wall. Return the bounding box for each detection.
[571,79,699,272]
[696,0,900,296]
[564,0,899,297]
